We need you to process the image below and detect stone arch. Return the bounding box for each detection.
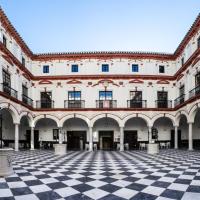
[122,113,151,127]
[19,112,34,127]
[151,113,176,127]
[32,114,60,127]
[175,110,189,126]
[188,102,200,123]
[0,102,19,124]
[60,114,90,127]
[90,113,122,127]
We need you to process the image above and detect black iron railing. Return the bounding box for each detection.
[96,100,117,108]
[1,83,18,99]
[36,100,54,109]
[155,100,172,108]
[127,100,147,108]
[189,85,200,99]
[174,94,185,107]
[64,100,85,108]
[22,94,33,107]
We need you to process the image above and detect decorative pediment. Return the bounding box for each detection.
[156,80,170,84]
[66,80,82,84]
[192,56,200,67]
[22,73,31,81]
[129,79,144,84]
[92,79,119,87]
[38,80,53,84]
[2,54,13,66]
[177,74,184,81]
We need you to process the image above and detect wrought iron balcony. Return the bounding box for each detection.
[36,100,54,109]
[1,83,18,99]
[189,85,200,99]
[96,100,117,108]
[127,100,147,108]
[155,100,172,108]
[22,94,33,107]
[174,94,185,107]
[64,100,85,109]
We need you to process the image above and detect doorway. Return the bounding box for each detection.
[26,130,39,149]
[67,131,86,150]
[171,129,182,148]
[99,131,114,150]
[124,131,138,150]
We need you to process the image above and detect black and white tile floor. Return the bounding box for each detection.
[0,149,200,200]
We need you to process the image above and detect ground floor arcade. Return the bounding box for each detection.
[1,107,200,152]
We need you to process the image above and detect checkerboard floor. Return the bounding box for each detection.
[0,149,200,200]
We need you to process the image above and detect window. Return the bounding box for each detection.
[22,85,28,96]
[132,64,139,72]
[159,65,165,73]
[22,57,25,67]
[43,65,49,73]
[2,69,11,86]
[179,85,185,96]
[3,35,7,47]
[130,91,142,101]
[53,129,59,140]
[181,57,184,67]
[40,92,52,108]
[157,91,168,108]
[68,91,81,100]
[71,64,78,72]
[99,91,112,100]
[102,64,109,72]
[198,36,200,48]
[195,72,200,87]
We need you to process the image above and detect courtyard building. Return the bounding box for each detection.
[0,8,200,152]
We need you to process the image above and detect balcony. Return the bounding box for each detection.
[96,100,117,108]
[189,85,200,99]
[155,100,172,108]
[174,94,185,107]
[22,94,33,107]
[1,83,18,99]
[36,100,54,109]
[64,100,85,109]
[127,100,147,108]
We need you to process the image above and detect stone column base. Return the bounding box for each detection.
[147,143,159,154]
[54,144,67,155]
[0,148,14,177]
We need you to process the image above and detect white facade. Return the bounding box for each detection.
[0,9,200,151]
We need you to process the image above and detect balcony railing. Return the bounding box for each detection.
[155,100,172,108]
[36,100,54,109]
[189,85,200,99]
[127,100,147,108]
[174,94,185,107]
[64,100,85,108]
[96,100,117,108]
[22,94,33,107]
[1,83,18,99]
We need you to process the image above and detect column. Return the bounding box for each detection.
[30,127,34,150]
[188,123,193,151]
[120,126,124,151]
[58,128,62,144]
[89,126,93,151]
[14,123,19,151]
[148,127,152,143]
[174,126,178,149]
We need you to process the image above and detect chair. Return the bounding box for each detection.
[124,143,129,150]
[139,143,146,150]
[117,143,120,151]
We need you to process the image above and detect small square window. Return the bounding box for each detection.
[102,64,109,72]
[132,64,139,72]
[3,35,7,47]
[198,36,200,48]
[71,64,78,72]
[159,65,165,73]
[22,57,25,67]
[43,65,49,73]
[181,57,184,67]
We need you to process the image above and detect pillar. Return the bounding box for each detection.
[120,126,124,151]
[58,127,62,144]
[188,123,193,151]
[14,123,19,151]
[89,127,93,151]
[148,126,152,143]
[30,127,34,150]
[174,126,178,149]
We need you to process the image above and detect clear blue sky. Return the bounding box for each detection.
[0,0,200,53]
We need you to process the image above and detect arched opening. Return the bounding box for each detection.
[0,108,15,148]
[35,118,58,149]
[93,117,119,150]
[178,115,188,149]
[62,118,89,150]
[19,116,31,149]
[193,109,200,149]
[153,117,174,148]
[124,117,148,150]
